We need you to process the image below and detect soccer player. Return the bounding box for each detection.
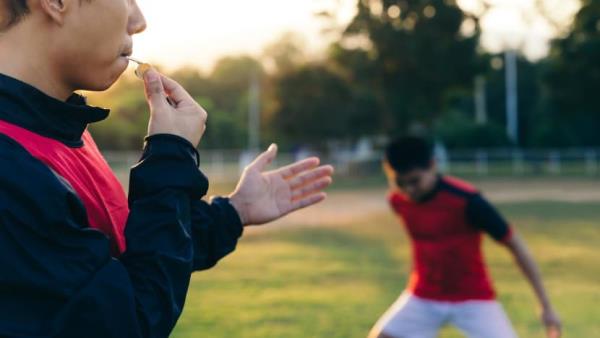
[0,1,333,337]
[368,137,561,338]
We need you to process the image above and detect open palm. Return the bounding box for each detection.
[228,144,334,226]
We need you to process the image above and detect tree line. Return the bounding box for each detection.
[88,0,600,150]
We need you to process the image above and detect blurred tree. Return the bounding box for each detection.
[208,56,264,116]
[538,0,600,146]
[478,54,542,148]
[192,97,247,149]
[261,33,307,144]
[88,57,266,150]
[434,111,511,149]
[169,56,266,149]
[86,0,598,151]
[328,42,381,138]
[271,64,367,147]
[262,32,306,75]
[336,0,483,133]
[87,76,149,150]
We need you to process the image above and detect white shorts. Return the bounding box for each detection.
[372,293,518,338]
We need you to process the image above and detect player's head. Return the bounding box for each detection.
[383,136,438,201]
[0,0,146,93]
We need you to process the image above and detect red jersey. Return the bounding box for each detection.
[389,176,513,301]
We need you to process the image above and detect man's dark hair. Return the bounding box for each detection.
[1,0,92,30]
[384,136,434,173]
[1,0,30,30]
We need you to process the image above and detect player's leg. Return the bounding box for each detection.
[368,293,445,338]
[450,300,518,338]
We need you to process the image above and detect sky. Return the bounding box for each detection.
[133,0,581,71]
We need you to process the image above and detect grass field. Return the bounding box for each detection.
[169,189,600,338]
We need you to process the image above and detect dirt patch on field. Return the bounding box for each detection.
[266,179,600,228]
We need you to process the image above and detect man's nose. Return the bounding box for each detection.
[128,1,147,35]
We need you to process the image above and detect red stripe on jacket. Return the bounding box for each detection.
[0,121,128,255]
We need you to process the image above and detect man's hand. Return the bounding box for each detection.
[229,144,334,226]
[541,307,562,338]
[143,68,207,147]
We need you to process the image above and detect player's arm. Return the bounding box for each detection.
[502,234,562,338]
[466,193,562,338]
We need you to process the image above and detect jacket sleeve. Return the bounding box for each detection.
[190,197,244,271]
[0,134,205,338]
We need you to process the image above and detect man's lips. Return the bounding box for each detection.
[120,46,133,58]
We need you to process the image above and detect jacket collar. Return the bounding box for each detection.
[0,73,110,148]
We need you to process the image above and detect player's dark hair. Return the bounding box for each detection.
[384,136,434,173]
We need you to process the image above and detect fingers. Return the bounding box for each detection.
[292,177,333,199]
[249,144,278,171]
[143,68,169,112]
[142,68,195,109]
[273,157,321,179]
[159,74,195,106]
[290,192,327,212]
[288,166,333,213]
[288,165,335,189]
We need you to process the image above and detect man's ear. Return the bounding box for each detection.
[382,159,392,173]
[38,0,72,25]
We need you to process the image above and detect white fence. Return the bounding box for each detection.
[441,149,599,177]
[103,148,600,184]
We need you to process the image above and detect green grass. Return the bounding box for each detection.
[171,201,600,338]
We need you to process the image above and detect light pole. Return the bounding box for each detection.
[475,75,488,125]
[239,73,262,173]
[248,73,261,152]
[505,49,519,145]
